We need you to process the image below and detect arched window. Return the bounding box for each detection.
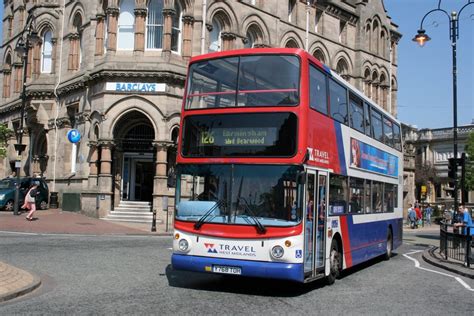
[315,10,323,34]
[3,54,12,98]
[380,30,386,57]
[336,58,349,82]
[372,20,379,53]
[379,73,387,109]
[364,68,371,98]
[209,19,222,52]
[365,23,371,50]
[244,30,255,48]
[171,2,182,53]
[69,13,82,71]
[313,49,326,64]
[118,0,135,50]
[146,0,164,49]
[285,39,298,48]
[41,30,53,73]
[372,71,379,103]
[288,0,296,23]
[244,24,263,48]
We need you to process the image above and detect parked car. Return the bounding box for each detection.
[0,177,49,211]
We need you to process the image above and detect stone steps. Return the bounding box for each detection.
[104,201,152,223]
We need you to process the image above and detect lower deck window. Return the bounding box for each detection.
[329,174,397,215]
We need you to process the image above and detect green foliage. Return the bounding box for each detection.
[465,131,474,191]
[0,124,13,158]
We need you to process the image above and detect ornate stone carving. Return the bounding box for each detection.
[182,15,194,24]
[134,8,148,16]
[48,117,72,129]
[106,7,120,16]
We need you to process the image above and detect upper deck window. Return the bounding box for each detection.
[309,65,328,115]
[185,55,300,109]
[329,79,348,124]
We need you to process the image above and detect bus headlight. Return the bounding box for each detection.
[271,245,284,259]
[178,239,189,252]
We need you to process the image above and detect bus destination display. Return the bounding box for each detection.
[182,112,297,157]
[199,127,277,147]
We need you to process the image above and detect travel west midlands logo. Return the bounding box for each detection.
[205,243,218,253]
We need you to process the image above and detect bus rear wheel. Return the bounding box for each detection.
[384,230,393,260]
[326,239,341,285]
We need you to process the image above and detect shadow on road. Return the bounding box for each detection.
[165,254,397,297]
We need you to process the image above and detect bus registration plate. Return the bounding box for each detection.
[212,265,242,275]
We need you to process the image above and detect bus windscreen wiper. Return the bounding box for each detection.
[238,197,267,234]
[194,200,226,230]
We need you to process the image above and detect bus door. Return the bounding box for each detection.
[304,169,328,277]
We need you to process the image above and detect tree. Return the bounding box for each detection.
[465,131,474,191]
[0,124,13,158]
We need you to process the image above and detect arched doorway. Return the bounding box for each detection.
[113,111,155,202]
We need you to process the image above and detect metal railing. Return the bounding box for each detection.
[440,222,472,268]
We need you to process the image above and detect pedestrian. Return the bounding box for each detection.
[415,204,422,227]
[408,204,417,229]
[454,205,474,236]
[424,204,433,226]
[22,182,40,221]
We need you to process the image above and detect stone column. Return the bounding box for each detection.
[95,14,106,56]
[221,32,236,51]
[153,141,173,225]
[96,140,114,218]
[162,8,175,54]
[134,7,147,53]
[182,15,194,59]
[99,141,113,176]
[106,7,119,52]
[88,141,99,188]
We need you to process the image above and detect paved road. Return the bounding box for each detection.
[0,231,472,315]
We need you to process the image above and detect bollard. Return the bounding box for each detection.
[151,209,157,232]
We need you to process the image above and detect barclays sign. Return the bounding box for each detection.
[106,82,167,93]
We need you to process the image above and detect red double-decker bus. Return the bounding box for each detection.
[172,48,403,284]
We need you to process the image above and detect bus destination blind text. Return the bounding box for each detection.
[200,128,277,147]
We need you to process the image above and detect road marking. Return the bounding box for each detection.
[0,230,168,239]
[403,251,474,292]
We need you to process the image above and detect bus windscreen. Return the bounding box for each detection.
[185,55,300,109]
[181,112,297,157]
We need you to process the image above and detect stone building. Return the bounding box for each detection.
[0,0,401,226]
[403,123,474,212]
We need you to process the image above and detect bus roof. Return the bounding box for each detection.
[189,48,399,124]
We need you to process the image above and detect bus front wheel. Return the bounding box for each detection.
[326,239,341,285]
[384,229,393,260]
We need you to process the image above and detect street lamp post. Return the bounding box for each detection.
[13,13,39,215]
[412,0,473,220]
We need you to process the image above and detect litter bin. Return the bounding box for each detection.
[49,192,58,209]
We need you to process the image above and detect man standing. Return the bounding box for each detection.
[408,204,417,229]
[454,205,474,236]
[425,204,433,226]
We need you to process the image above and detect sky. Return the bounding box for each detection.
[0,1,472,129]
[383,0,474,129]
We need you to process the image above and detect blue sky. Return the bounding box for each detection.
[384,0,474,129]
[1,1,472,129]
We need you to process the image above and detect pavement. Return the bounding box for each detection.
[0,208,172,303]
[1,211,472,303]
[402,223,474,279]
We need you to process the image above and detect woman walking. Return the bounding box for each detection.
[22,182,40,221]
